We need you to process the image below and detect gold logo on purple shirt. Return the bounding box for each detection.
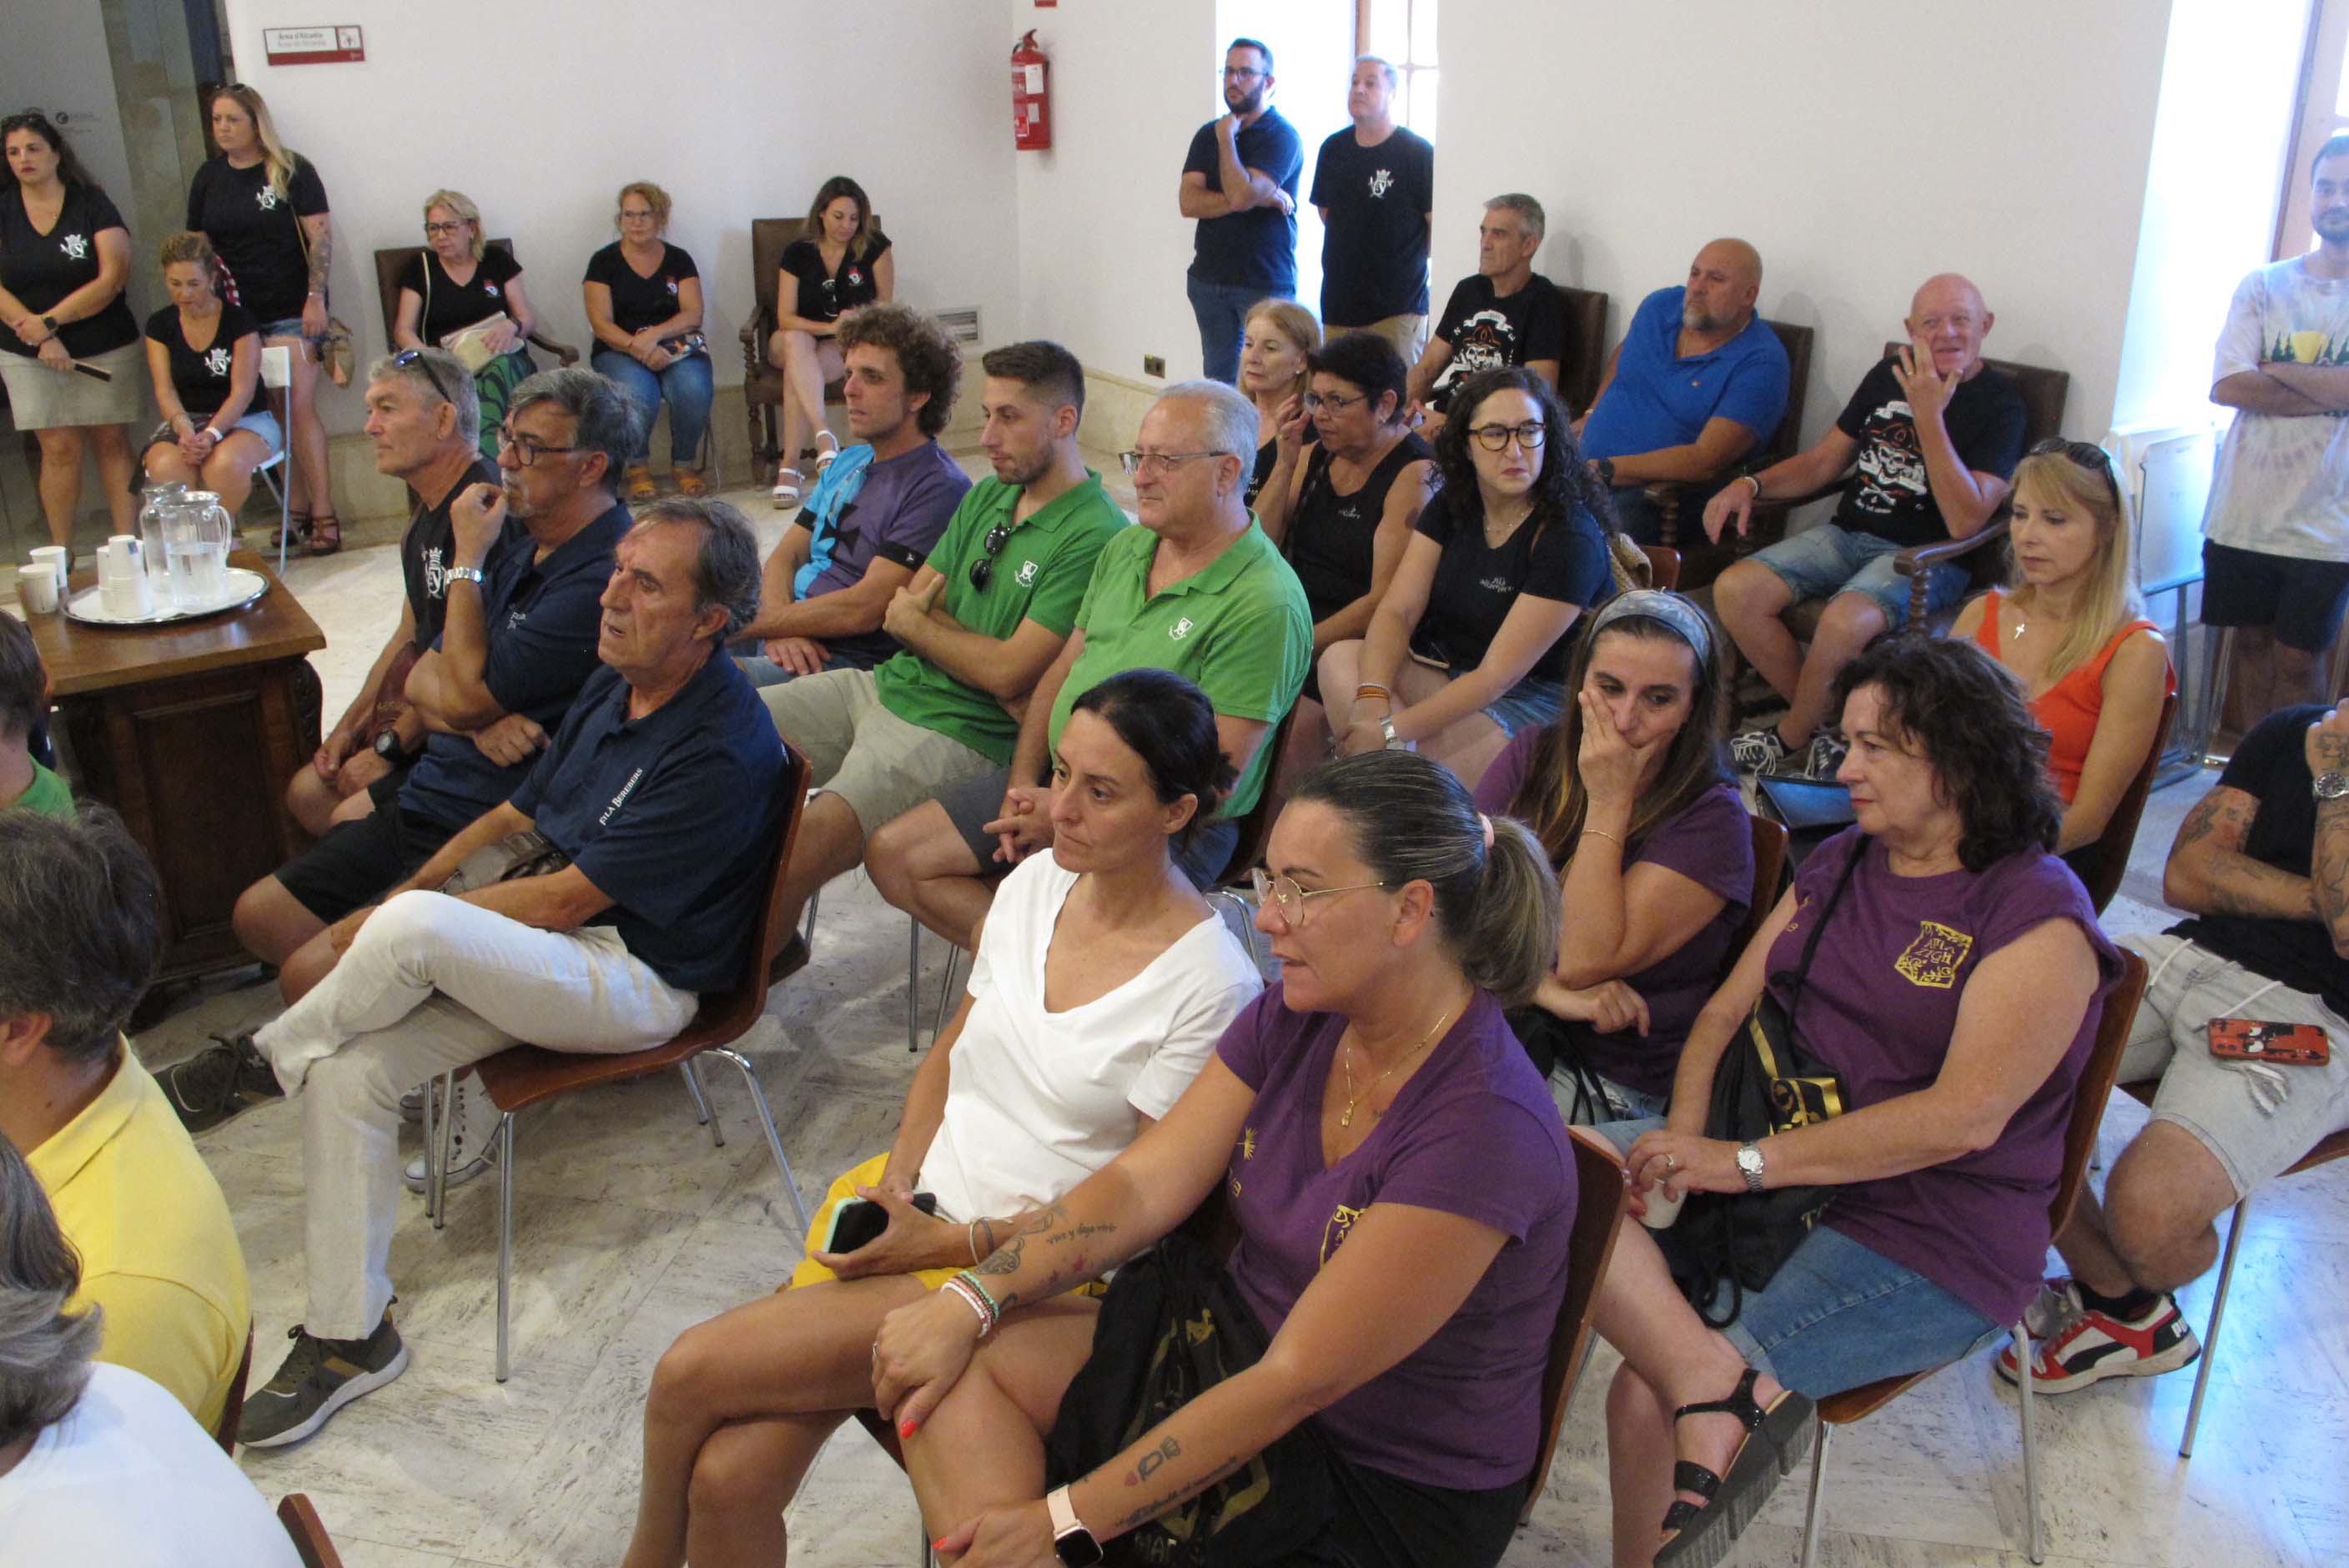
[1319,1203,1365,1265]
[1894,921,1973,988]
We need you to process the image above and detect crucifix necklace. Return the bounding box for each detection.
[1340,997,1461,1128]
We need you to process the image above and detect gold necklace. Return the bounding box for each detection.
[1340,997,1461,1128]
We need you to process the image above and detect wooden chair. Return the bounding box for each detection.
[1729,813,1789,965]
[2060,689,2178,914]
[432,747,817,1382]
[740,217,878,472]
[211,1323,253,1455]
[1797,947,2148,1568]
[369,240,582,370]
[2116,1083,2349,1458]
[1638,544,1681,592]
[1644,318,1816,590]
[276,1494,346,1568]
[1521,1125,1635,1520]
[1555,285,1612,420]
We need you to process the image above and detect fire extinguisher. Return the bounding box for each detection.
[1012,30,1051,151]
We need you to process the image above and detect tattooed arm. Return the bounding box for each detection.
[2304,707,2349,957]
[302,212,333,295]
[2161,783,2319,922]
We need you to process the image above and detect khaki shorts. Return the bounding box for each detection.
[1325,313,1429,367]
[759,668,998,835]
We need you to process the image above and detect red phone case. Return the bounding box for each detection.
[2206,1018,2331,1067]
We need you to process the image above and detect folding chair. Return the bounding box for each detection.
[255,344,294,573]
[276,1494,346,1568]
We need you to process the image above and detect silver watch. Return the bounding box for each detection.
[1380,715,1404,750]
[1735,1142,1766,1194]
[2314,771,2349,802]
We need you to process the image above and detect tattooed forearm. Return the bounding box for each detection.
[305,221,332,292]
[1125,1436,1180,1485]
[1104,1455,1247,1533]
[2313,797,2349,953]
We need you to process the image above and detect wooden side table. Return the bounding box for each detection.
[26,550,326,981]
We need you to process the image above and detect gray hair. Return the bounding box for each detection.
[1355,54,1399,90]
[634,498,762,641]
[508,367,641,494]
[368,349,480,453]
[1158,379,1260,465]
[0,1135,100,1450]
[0,808,160,1068]
[1486,192,1547,244]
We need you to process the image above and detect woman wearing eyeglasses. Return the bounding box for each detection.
[393,188,540,468]
[1320,365,1619,792]
[583,181,711,502]
[1949,440,2175,858]
[623,671,1261,1568]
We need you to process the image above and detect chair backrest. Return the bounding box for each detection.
[259,344,292,391]
[2052,948,2148,1237]
[1873,340,2071,452]
[1216,706,1300,890]
[276,1495,346,1568]
[211,1323,254,1455]
[707,743,817,1038]
[371,237,526,351]
[1555,285,1611,420]
[1522,1126,1632,1521]
[749,214,885,334]
[1639,544,1681,592]
[1756,319,1814,469]
[1727,813,1789,972]
[2064,689,2178,915]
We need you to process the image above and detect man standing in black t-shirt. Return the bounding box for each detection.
[1180,37,1304,385]
[1312,56,1433,365]
[1998,702,2349,1398]
[1406,194,1565,435]
[1707,274,2027,778]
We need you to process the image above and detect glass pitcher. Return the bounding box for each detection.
[165,491,233,607]
[136,480,188,589]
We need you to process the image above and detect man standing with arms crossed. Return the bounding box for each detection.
[1180,38,1303,385]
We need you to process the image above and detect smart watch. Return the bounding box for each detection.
[40,314,57,334]
[2314,771,2349,803]
[1047,1486,1104,1567]
[1593,455,1617,487]
[1736,1142,1767,1194]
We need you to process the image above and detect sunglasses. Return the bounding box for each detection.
[2028,438,2121,503]
[968,522,1012,591]
[391,347,460,409]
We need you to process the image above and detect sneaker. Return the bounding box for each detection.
[2019,1275,2086,1339]
[1729,727,1793,776]
[1793,730,1849,781]
[239,1313,409,1448]
[400,1084,425,1123]
[1996,1289,2201,1394]
[157,1033,284,1134]
[403,1075,503,1194]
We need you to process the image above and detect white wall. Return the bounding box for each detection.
[2,3,141,287]
[1434,1,2175,442]
[218,0,1022,435]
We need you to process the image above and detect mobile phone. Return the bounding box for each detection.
[820,1192,938,1254]
[2206,1018,2331,1068]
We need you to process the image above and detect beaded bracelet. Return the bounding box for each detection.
[940,1275,996,1339]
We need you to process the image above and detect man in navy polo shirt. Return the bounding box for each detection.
[1577,239,1790,543]
[237,500,782,1449]
[1180,37,1304,384]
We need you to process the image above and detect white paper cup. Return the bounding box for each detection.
[1639,1184,1687,1230]
[28,545,67,596]
[18,564,58,614]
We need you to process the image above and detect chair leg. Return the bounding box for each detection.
[2196,625,2236,766]
[2016,1319,2044,1563]
[706,1045,811,1233]
[2180,1194,2251,1459]
[802,888,821,950]
[906,915,923,1052]
[678,1059,723,1148]
[932,943,963,1043]
[430,1071,456,1230]
[1798,1416,1832,1568]
[419,1077,439,1223]
[495,1110,517,1384]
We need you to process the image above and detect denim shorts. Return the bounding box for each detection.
[1588,1117,2004,1398]
[1748,521,1970,629]
[258,316,309,339]
[1482,674,1567,738]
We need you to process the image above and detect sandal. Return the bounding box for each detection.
[279,510,313,552]
[772,465,805,510]
[674,466,709,498]
[624,464,658,503]
[1653,1367,1814,1567]
[306,512,342,557]
[812,430,841,474]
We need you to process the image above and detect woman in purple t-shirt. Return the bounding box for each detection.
[1477,589,1755,1123]
[868,752,1574,1568]
[1590,638,2120,1568]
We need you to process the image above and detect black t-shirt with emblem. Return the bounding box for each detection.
[185,153,329,323]
[1310,124,1434,324]
[1428,273,1567,410]
[0,183,138,359]
[398,247,524,346]
[401,459,500,651]
[1410,486,1611,683]
[143,302,261,419]
[584,240,700,338]
[1829,359,2027,548]
[780,235,889,324]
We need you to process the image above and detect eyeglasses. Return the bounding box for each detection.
[2028,438,2121,502]
[422,220,467,237]
[968,522,1012,591]
[1303,389,1367,414]
[1221,67,1265,80]
[1119,450,1227,476]
[498,423,582,466]
[1249,868,1394,929]
[390,348,460,410]
[1467,421,1547,452]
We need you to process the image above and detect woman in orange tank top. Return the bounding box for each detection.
[1949,439,2174,853]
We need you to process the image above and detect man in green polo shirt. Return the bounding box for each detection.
[1,614,72,820]
[868,379,1311,947]
[757,342,1125,941]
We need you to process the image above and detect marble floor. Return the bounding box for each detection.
[67,459,2349,1567]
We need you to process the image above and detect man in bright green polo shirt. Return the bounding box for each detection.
[757,342,1126,942]
[868,379,1312,947]
[2,614,72,819]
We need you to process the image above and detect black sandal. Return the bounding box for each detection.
[306,511,342,557]
[1653,1367,1815,1568]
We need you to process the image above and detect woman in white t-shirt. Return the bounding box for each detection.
[622,669,1262,1568]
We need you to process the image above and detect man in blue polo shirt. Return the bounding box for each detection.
[1577,239,1789,544]
[237,500,782,1449]
[1180,37,1304,384]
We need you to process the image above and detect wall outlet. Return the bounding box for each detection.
[1143,354,1166,379]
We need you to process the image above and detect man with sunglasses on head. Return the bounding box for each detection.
[755,340,1123,958]
[169,367,636,1136]
[1180,37,1304,384]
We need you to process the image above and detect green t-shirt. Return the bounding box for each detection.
[8,760,73,819]
[874,473,1128,764]
[1049,518,1311,817]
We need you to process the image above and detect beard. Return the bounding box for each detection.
[1226,82,1267,116]
[993,445,1054,488]
[1683,299,1722,334]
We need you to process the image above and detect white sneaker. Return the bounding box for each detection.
[400,1084,425,1123]
[404,1077,503,1194]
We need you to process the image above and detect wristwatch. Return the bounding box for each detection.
[1046,1486,1104,1567]
[1736,1142,1767,1194]
[1592,455,1617,487]
[1380,716,1406,751]
[444,565,486,588]
[373,731,410,763]
[39,314,57,334]
[2314,771,2349,803]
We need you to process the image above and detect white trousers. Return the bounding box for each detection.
[251,891,697,1339]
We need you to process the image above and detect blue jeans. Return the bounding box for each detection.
[1187,274,1281,384]
[593,349,714,468]
[1746,521,1969,630]
[732,644,853,689]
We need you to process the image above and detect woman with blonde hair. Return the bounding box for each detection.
[188,84,338,551]
[1239,296,1319,509]
[140,231,279,511]
[1949,438,2174,855]
[584,180,712,499]
[768,174,893,507]
[393,188,541,467]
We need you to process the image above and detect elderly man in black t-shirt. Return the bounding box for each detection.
[1998,702,2349,1397]
[1404,193,1564,436]
[1706,274,2027,779]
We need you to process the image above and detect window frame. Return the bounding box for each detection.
[2276,0,2349,258]
[1356,0,1437,136]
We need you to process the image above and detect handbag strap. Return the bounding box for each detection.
[1773,834,1869,1030]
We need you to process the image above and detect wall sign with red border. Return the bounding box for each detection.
[263,27,365,66]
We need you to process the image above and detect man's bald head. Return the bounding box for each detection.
[1906,274,1994,379]
[1683,239,1763,334]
